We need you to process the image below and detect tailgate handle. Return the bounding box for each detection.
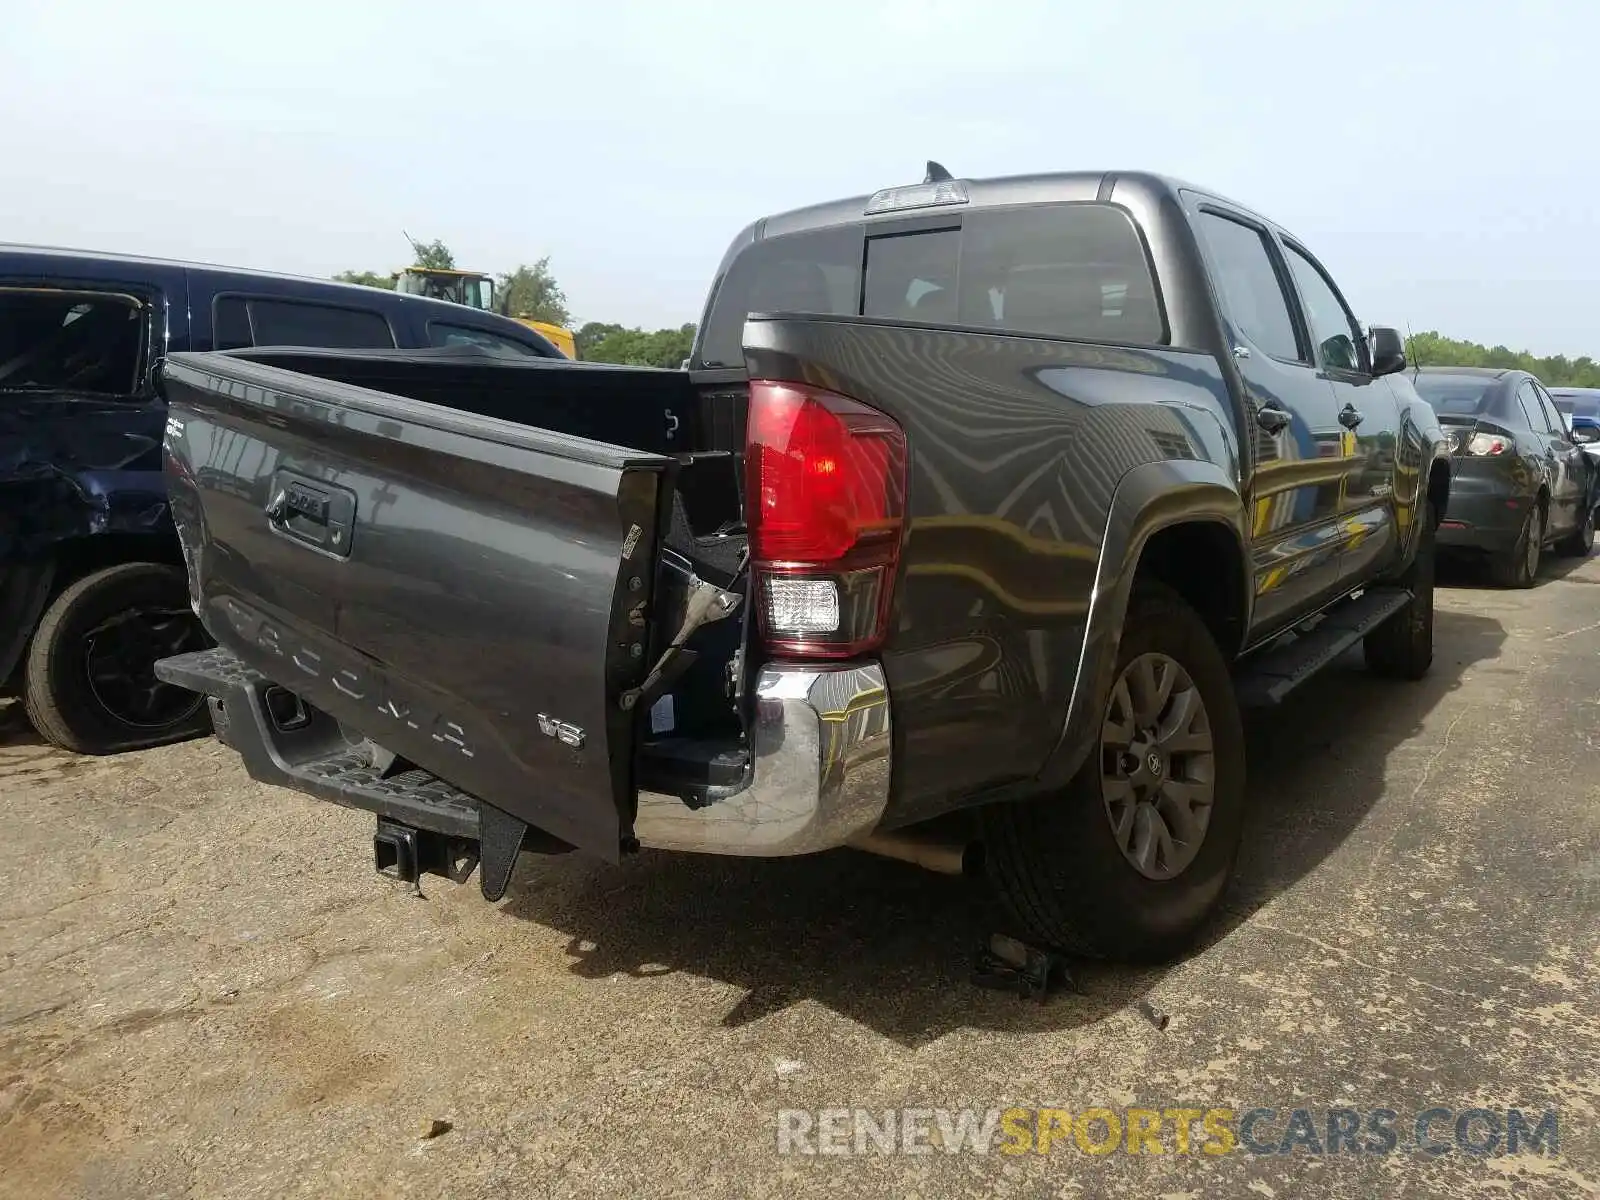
[266,472,356,558]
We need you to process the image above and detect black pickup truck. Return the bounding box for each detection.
[154,168,1451,960]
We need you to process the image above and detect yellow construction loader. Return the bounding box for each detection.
[393,267,578,359]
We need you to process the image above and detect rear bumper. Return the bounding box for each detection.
[154,648,892,859]
[1436,484,1530,554]
[635,663,891,855]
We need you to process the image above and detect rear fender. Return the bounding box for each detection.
[1038,458,1248,788]
[1386,399,1452,576]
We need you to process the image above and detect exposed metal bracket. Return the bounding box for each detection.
[620,562,742,713]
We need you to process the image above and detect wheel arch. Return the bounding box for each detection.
[1037,459,1249,790]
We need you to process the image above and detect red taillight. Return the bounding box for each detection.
[746,380,907,657]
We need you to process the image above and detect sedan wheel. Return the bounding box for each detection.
[1493,506,1543,588]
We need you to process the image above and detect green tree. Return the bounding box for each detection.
[574,321,626,357]
[584,324,697,369]
[1405,330,1600,388]
[332,269,396,290]
[405,236,455,270]
[497,257,570,325]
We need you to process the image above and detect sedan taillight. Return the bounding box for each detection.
[1463,432,1511,456]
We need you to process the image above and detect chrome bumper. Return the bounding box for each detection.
[633,662,892,856]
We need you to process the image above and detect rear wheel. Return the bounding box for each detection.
[23,563,212,755]
[1364,500,1436,680]
[981,585,1246,961]
[1556,504,1595,557]
[1491,504,1543,588]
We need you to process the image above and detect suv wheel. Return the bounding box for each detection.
[981,584,1246,961]
[1365,500,1436,680]
[23,563,212,755]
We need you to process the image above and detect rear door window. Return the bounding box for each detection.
[1532,382,1569,436]
[0,288,146,395]
[213,295,395,350]
[1193,212,1301,362]
[1514,382,1545,433]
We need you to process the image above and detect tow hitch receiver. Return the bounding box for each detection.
[374,818,480,890]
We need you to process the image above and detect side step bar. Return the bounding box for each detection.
[155,647,538,899]
[1234,587,1412,707]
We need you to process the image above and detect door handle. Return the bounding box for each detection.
[1338,403,1364,430]
[1256,401,1291,435]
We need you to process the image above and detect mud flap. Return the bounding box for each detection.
[478,803,529,902]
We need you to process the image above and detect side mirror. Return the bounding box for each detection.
[1369,326,1407,377]
[1571,421,1600,445]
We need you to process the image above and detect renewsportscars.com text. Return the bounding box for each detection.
[776,1105,1561,1158]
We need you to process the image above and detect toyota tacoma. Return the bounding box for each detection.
[154,167,1452,960]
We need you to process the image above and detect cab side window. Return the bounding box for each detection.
[1283,244,1365,374]
[213,295,395,350]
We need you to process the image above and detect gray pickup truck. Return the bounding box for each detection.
[154,167,1452,961]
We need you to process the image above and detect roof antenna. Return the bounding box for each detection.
[924,160,953,184]
[1407,322,1422,379]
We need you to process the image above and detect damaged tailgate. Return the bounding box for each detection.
[157,351,671,861]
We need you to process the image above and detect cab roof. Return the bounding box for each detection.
[755,169,1250,240]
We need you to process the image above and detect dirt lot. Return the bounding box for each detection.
[2,561,1598,1199]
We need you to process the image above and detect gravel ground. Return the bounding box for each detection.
[2,560,1597,1199]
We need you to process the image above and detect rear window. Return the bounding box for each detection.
[0,288,145,395]
[1553,392,1600,419]
[1414,375,1493,415]
[427,322,543,356]
[214,296,395,351]
[698,203,1162,367]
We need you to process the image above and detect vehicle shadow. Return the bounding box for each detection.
[0,699,42,749]
[1438,549,1595,587]
[499,607,1505,1047]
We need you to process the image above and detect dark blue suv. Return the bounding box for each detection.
[0,244,560,753]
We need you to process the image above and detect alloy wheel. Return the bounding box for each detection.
[83,606,208,729]
[1100,652,1217,881]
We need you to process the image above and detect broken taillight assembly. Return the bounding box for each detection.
[1463,431,1512,456]
[745,380,907,657]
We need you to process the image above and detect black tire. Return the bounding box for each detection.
[981,584,1247,962]
[1491,503,1543,589]
[1556,504,1595,557]
[22,563,212,755]
[1364,500,1436,680]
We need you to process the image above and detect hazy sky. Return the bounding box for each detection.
[3,1,1594,354]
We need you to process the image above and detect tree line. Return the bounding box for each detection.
[333,236,693,368]
[1406,331,1600,388]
